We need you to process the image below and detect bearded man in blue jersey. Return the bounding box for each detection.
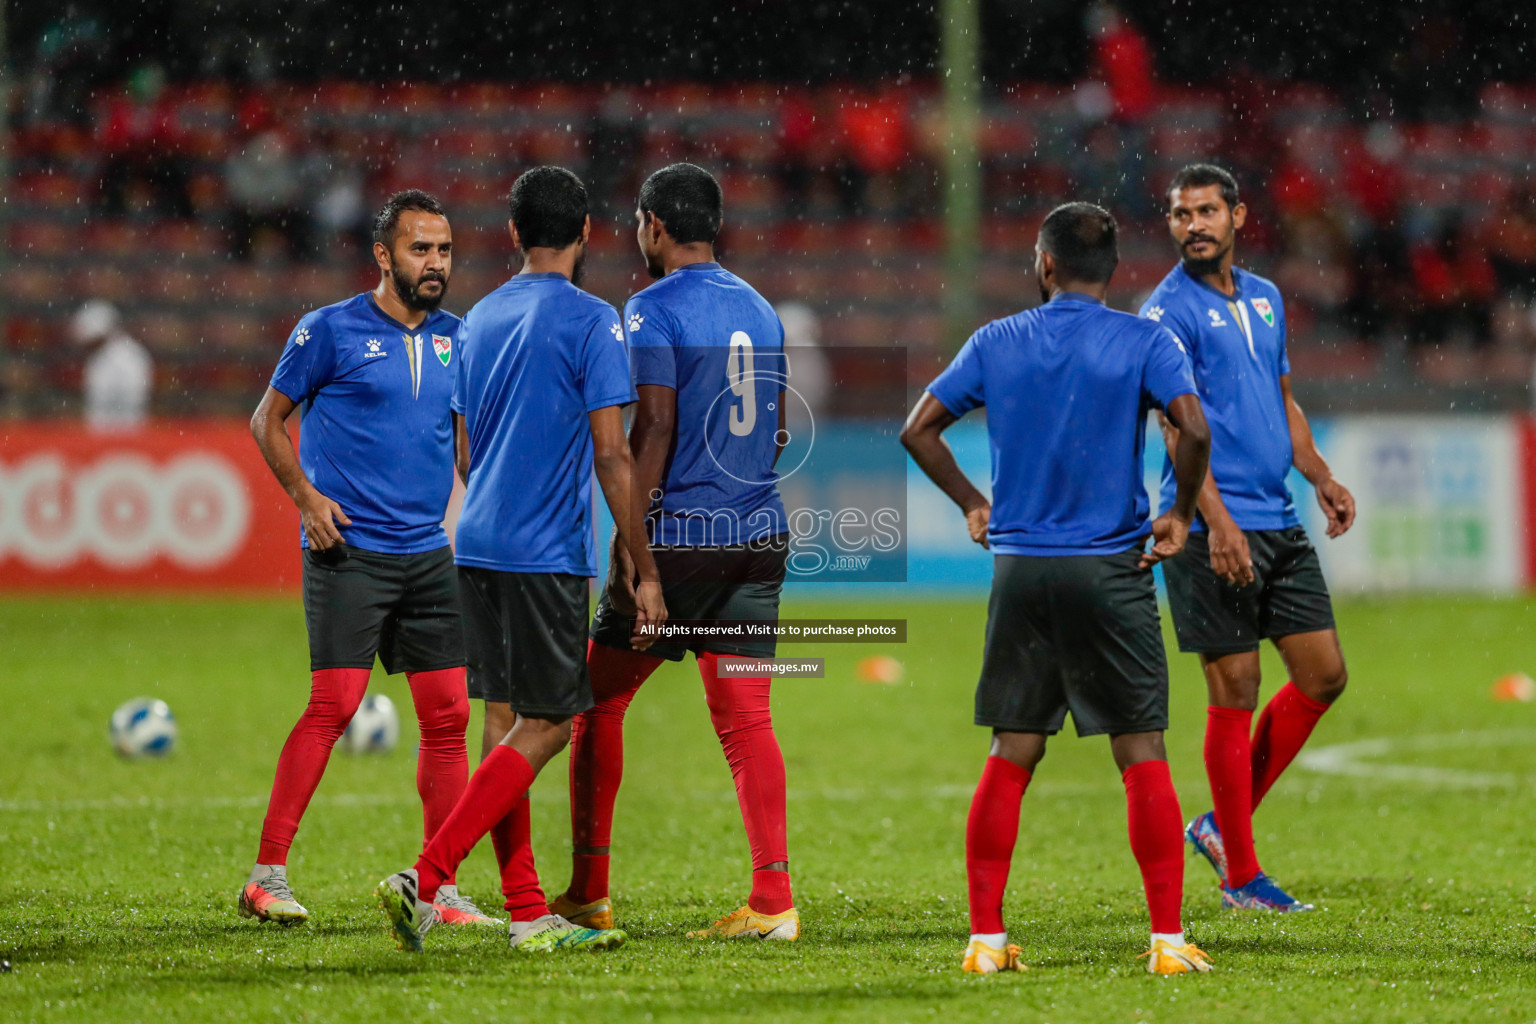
[1141,163,1355,914]
[241,191,496,930]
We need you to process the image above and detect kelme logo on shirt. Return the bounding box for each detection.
[1250,297,1275,328]
[628,314,645,332]
[294,327,310,346]
[1206,308,1227,327]
[609,322,625,342]
[432,334,451,366]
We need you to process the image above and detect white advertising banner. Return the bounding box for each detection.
[1312,416,1525,593]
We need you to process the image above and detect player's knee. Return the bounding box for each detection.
[308,690,366,734]
[990,731,1046,772]
[430,691,469,734]
[1312,662,1348,704]
[1208,669,1262,711]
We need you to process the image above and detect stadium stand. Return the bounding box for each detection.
[9,79,1536,418]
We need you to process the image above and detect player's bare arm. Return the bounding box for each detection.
[607,382,677,615]
[1281,375,1355,538]
[249,386,352,551]
[899,392,991,549]
[1141,393,1210,569]
[1158,412,1253,585]
[452,412,470,486]
[591,404,668,647]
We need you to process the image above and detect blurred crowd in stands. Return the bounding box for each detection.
[9,38,1536,417]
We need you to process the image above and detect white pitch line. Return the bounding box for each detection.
[1297,728,1536,789]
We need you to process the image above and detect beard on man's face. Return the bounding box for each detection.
[1178,230,1231,277]
[571,245,588,288]
[391,264,448,312]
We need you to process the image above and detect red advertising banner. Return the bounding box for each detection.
[0,421,300,592]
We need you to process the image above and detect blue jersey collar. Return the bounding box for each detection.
[672,261,722,274]
[510,271,571,283]
[1049,290,1104,305]
[366,292,436,335]
[1177,261,1244,300]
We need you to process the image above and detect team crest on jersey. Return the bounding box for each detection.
[432,334,451,366]
[1250,297,1275,328]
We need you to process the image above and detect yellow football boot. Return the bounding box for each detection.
[1142,939,1214,975]
[686,905,799,940]
[961,939,1027,974]
[548,892,614,931]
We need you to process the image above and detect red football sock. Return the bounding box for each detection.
[407,668,469,883]
[488,793,546,921]
[566,642,661,903]
[256,667,372,865]
[415,744,535,903]
[965,755,1031,935]
[699,653,792,914]
[1123,759,1186,935]
[1205,706,1261,889]
[750,868,793,916]
[1251,681,1331,809]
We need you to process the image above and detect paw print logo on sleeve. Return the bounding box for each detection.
[628,314,645,333]
[294,327,311,346]
[609,322,625,342]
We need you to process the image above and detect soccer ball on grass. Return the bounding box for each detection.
[109,698,177,758]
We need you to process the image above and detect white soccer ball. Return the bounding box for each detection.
[339,694,399,754]
[110,698,177,758]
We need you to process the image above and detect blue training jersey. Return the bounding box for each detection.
[926,292,1197,557]
[269,292,460,554]
[1140,263,1298,531]
[452,272,634,576]
[626,262,788,547]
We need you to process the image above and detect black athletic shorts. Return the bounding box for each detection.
[458,567,592,717]
[589,534,788,662]
[301,544,465,674]
[975,549,1169,737]
[1163,525,1336,656]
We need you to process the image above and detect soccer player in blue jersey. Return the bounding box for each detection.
[1140,164,1354,913]
[375,166,665,954]
[903,203,1216,975]
[544,163,801,941]
[241,190,497,929]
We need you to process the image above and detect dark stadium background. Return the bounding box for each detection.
[8,0,1536,421]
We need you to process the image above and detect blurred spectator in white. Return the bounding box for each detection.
[73,301,152,431]
[777,301,831,425]
[304,129,372,255]
[226,122,312,261]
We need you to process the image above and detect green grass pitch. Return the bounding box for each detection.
[3,593,1536,1022]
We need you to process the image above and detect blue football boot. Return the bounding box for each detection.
[1185,811,1229,886]
[1221,872,1315,912]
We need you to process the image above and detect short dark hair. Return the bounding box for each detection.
[638,163,723,245]
[1167,163,1240,212]
[373,189,447,248]
[1038,202,1119,284]
[507,166,588,250]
